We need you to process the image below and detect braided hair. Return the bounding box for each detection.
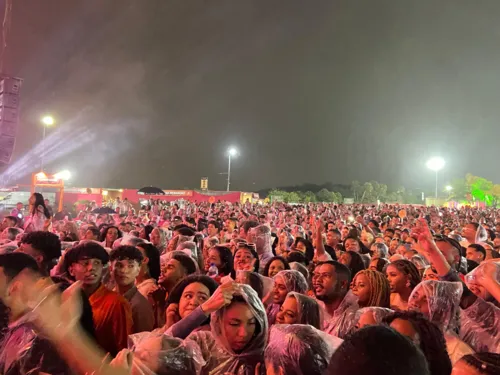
[354,270,390,308]
[383,311,451,375]
[390,259,422,289]
[461,353,500,375]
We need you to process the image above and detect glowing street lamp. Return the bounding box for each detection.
[426,157,445,199]
[227,147,238,192]
[40,115,56,171]
[41,115,55,126]
[445,185,452,191]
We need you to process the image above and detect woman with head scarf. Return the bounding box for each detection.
[186,284,268,375]
[266,270,308,325]
[408,280,474,364]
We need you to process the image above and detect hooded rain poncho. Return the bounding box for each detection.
[266,270,308,325]
[265,324,342,375]
[187,284,268,375]
[126,331,205,375]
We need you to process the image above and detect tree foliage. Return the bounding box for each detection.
[267,174,500,206]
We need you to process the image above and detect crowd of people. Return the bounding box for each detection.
[0,193,499,375]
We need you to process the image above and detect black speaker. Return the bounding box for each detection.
[0,76,22,164]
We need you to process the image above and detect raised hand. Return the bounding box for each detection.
[201,281,237,315]
[412,218,437,257]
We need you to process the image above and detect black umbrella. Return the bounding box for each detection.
[138,186,165,195]
[92,207,117,214]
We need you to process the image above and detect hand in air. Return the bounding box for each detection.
[202,281,237,314]
[412,219,438,258]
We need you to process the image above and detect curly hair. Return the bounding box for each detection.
[383,311,451,375]
[263,256,290,277]
[353,270,390,308]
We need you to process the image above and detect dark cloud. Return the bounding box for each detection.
[2,0,500,191]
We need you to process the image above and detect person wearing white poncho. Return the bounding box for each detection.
[186,284,268,375]
[408,280,474,364]
[266,270,308,325]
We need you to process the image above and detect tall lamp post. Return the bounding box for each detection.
[426,157,445,199]
[40,115,55,171]
[227,147,238,192]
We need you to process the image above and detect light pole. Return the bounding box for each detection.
[426,157,445,199]
[40,115,55,171]
[227,147,238,192]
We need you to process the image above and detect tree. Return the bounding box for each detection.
[268,189,288,203]
[286,192,301,203]
[351,181,362,202]
[333,192,343,204]
[448,178,469,202]
[490,184,500,207]
[316,188,334,203]
[303,191,317,203]
[371,181,388,202]
[467,175,493,204]
[360,182,374,203]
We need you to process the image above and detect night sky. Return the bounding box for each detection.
[1,0,500,192]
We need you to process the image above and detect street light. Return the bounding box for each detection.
[40,115,55,171]
[445,185,452,191]
[426,157,445,199]
[227,147,238,192]
[41,115,55,126]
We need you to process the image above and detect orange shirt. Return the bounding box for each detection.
[88,284,132,356]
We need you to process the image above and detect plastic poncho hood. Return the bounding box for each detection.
[267,270,309,325]
[265,324,342,375]
[127,331,205,375]
[187,284,268,375]
[409,280,463,332]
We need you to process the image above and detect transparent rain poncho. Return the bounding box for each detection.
[459,281,500,352]
[186,284,268,375]
[352,307,394,330]
[409,280,463,333]
[235,271,274,302]
[272,270,309,297]
[126,331,205,375]
[286,292,323,329]
[267,270,309,325]
[465,261,500,301]
[265,324,343,375]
